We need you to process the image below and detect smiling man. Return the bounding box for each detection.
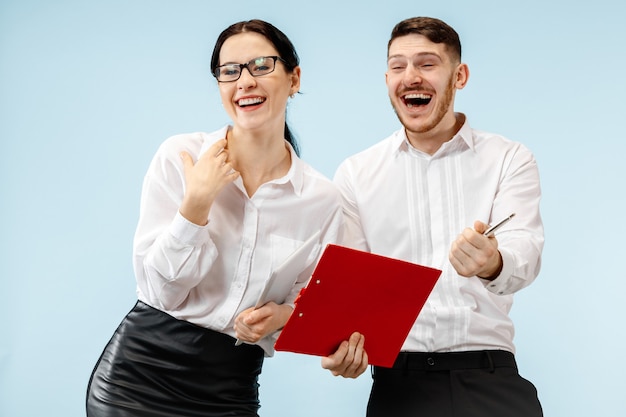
[324,16,545,417]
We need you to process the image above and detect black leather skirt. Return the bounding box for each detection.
[86,300,264,417]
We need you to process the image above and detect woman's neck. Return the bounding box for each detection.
[226,127,292,197]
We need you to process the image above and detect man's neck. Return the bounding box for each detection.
[406,113,465,155]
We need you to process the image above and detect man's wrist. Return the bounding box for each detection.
[478,252,503,281]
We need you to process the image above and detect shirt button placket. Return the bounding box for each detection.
[234,203,259,299]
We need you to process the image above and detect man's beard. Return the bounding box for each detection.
[390,75,456,135]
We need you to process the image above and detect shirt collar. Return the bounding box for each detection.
[454,114,475,151]
[391,113,475,156]
[270,141,304,196]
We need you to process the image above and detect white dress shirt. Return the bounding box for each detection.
[333,115,544,353]
[133,126,343,355]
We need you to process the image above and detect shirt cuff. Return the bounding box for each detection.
[484,248,514,295]
[169,211,212,246]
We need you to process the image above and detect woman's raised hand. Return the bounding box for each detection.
[179,139,240,225]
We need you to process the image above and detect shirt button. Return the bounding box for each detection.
[427,357,435,366]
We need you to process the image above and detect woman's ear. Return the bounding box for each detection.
[290,66,301,96]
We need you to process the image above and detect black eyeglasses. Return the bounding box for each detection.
[213,56,288,82]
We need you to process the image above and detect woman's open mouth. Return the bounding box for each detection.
[237,97,266,108]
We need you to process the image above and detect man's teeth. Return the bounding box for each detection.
[238,97,265,106]
[405,93,431,99]
[404,93,431,108]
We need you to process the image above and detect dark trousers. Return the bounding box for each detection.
[367,350,543,417]
[86,300,264,417]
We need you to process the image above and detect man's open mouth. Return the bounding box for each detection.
[402,93,432,108]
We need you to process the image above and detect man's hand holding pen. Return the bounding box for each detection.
[449,214,515,281]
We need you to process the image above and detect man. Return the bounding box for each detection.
[322,16,544,417]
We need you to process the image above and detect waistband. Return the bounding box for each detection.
[380,350,517,372]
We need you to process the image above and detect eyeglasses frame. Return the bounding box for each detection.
[213,55,288,82]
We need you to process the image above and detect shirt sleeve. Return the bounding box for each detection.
[132,140,219,310]
[333,160,370,252]
[281,201,344,308]
[483,144,544,295]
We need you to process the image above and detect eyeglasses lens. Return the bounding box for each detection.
[215,56,277,82]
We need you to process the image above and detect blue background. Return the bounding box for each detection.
[1,0,625,416]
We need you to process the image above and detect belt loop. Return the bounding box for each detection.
[486,351,495,373]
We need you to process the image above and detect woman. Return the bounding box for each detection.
[86,19,343,417]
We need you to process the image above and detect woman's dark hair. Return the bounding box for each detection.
[211,19,301,156]
[388,17,462,63]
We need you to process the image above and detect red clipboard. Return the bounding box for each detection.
[274,244,441,367]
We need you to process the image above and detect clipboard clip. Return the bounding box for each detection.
[293,287,307,305]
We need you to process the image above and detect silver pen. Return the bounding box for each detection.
[483,213,515,236]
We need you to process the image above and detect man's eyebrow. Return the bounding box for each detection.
[387,52,442,61]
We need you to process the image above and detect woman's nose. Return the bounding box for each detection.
[237,67,257,89]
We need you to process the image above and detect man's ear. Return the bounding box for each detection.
[455,63,469,90]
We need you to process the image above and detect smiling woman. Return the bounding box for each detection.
[85,19,344,417]
[211,20,302,158]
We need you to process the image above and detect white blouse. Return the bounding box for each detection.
[133,126,343,355]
